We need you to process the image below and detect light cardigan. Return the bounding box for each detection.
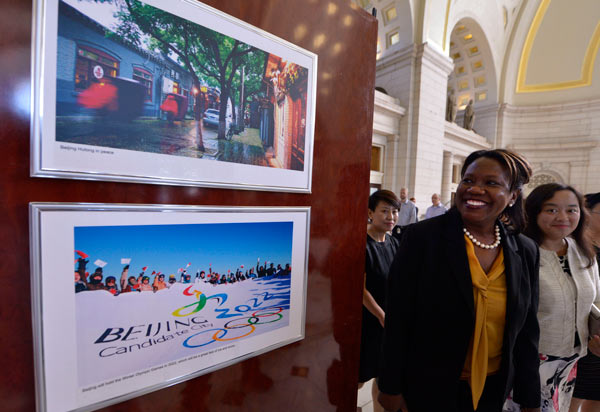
[538,237,600,357]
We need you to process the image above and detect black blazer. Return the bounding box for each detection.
[378,208,541,411]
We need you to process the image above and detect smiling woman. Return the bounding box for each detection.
[510,184,600,412]
[378,149,542,412]
[359,189,400,412]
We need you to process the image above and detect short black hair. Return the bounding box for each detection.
[585,192,600,209]
[368,189,400,211]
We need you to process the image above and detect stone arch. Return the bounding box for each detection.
[447,18,498,109]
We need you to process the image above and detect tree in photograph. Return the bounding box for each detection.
[105,0,266,139]
[227,50,268,131]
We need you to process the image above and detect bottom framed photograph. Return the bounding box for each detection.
[29,203,310,412]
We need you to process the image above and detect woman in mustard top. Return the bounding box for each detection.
[378,149,541,412]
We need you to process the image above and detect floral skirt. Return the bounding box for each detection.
[503,353,579,412]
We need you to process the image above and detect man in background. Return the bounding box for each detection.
[397,188,417,227]
[424,193,447,220]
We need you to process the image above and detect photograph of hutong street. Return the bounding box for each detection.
[56,0,309,170]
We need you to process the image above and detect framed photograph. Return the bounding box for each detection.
[31,0,317,192]
[30,203,310,412]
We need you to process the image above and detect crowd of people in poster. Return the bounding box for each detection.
[75,253,291,296]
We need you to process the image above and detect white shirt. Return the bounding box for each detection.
[537,237,600,357]
[424,204,447,219]
[397,200,417,226]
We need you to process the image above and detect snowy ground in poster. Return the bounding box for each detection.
[76,276,291,388]
[33,206,308,412]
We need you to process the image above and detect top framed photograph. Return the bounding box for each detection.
[31,0,317,192]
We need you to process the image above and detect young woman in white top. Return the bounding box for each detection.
[511,183,600,412]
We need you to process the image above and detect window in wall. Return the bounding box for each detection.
[371,145,383,172]
[458,94,470,109]
[472,60,483,71]
[132,67,153,102]
[475,90,487,102]
[387,31,400,47]
[475,76,486,87]
[458,80,469,90]
[75,45,119,90]
[172,81,179,94]
[376,38,382,59]
[384,6,397,24]
[468,46,479,56]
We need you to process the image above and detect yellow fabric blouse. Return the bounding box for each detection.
[460,234,507,409]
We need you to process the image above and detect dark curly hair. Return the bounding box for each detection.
[460,149,533,233]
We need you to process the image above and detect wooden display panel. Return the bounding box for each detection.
[0,0,377,410]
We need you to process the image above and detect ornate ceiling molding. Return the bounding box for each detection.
[516,0,600,93]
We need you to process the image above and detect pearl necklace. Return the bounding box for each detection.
[463,225,501,249]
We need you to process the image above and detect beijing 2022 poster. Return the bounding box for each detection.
[30,204,309,412]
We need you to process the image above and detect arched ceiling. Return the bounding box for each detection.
[358,0,599,106]
[503,0,600,105]
[352,0,414,59]
[447,18,497,109]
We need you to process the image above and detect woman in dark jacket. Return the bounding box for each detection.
[378,149,541,412]
[359,189,400,411]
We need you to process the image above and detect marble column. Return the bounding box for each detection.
[441,150,454,205]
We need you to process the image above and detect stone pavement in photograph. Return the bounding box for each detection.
[56,117,269,167]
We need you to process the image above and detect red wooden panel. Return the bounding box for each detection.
[0,1,377,410]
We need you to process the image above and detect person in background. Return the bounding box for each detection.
[359,189,400,412]
[397,187,417,227]
[166,274,177,288]
[87,268,105,291]
[119,264,130,291]
[105,276,118,295]
[256,259,267,277]
[139,276,153,291]
[379,149,541,412]
[425,193,448,220]
[74,271,87,293]
[153,273,167,291]
[505,184,600,412]
[122,276,140,293]
[410,197,419,221]
[570,192,600,412]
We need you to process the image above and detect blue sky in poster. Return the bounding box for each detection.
[74,222,293,277]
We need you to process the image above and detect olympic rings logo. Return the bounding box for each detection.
[182,307,284,348]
